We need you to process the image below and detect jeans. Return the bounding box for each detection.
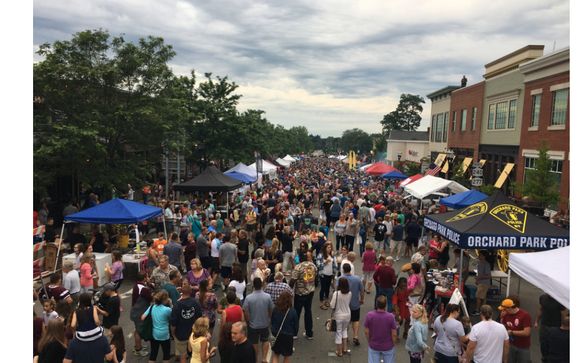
[368,347,395,363]
[508,345,532,363]
[359,232,367,256]
[294,292,314,337]
[336,235,346,250]
[376,287,394,312]
[319,274,333,302]
[150,339,171,361]
[345,235,355,252]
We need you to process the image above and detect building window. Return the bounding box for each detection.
[431,116,436,141]
[487,104,495,129]
[551,89,568,126]
[494,101,508,129]
[471,107,477,131]
[443,112,448,142]
[523,156,563,189]
[452,111,457,132]
[508,100,517,129]
[460,109,467,131]
[531,94,541,127]
[487,99,517,130]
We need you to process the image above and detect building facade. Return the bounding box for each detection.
[479,45,544,188]
[447,81,485,162]
[517,47,569,211]
[386,130,430,165]
[426,86,459,162]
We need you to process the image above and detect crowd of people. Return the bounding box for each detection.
[33,157,570,363]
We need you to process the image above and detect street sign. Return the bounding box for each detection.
[471,177,483,187]
[472,162,482,168]
[472,168,483,177]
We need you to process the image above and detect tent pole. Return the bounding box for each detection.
[506,269,511,297]
[54,223,66,273]
[458,250,464,291]
[163,216,167,238]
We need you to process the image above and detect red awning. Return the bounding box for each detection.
[399,173,424,187]
[365,162,396,176]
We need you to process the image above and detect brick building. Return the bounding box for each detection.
[517,47,569,211]
[448,81,485,161]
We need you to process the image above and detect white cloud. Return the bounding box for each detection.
[34,0,570,136]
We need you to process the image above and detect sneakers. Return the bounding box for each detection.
[132,348,149,357]
[395,257,400,262]
[303,332,313,340]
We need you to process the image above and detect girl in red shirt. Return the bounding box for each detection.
[392,277,410,338]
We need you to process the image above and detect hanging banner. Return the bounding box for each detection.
[348,150,357,170]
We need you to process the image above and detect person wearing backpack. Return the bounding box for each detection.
[130,273,152,357]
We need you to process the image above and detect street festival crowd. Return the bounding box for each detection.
[33,157,570,363]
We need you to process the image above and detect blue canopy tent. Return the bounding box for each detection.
[224,171,257,184]
[381,170,408,180]
[56,199,163,272]
[440,189,488,209]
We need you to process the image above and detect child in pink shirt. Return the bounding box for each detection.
[80,255,94,293]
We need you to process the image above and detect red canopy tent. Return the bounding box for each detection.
[399,173,423,187]
[365,162,396,176]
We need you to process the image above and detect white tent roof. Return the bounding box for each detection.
[248,160,278,175]
[226,162,262,177]
[509,247,569,309]
[403,175,468,199]
[276,158,292,167]
[359,163,373,171]
[282,154,297,162]
[337,155,347,160]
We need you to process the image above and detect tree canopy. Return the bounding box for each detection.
[380,93,425,134]
[34,29,314,201]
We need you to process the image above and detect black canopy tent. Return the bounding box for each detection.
[423,190,569,293]
[173,166,243,212]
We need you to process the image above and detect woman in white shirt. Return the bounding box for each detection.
[330,277,352,357]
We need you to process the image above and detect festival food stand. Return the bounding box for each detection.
[61,199,164,284]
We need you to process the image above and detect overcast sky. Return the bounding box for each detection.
[33,0,569,137]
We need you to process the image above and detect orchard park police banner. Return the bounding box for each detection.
[422,191,569,251]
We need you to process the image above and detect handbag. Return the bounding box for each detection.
[272,308,290,346]
[325,291,337,332]
[137,305,154,341]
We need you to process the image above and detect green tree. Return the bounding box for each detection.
[381,93,425,134]
[521,145,560,209]
[341,128,372,153]
[34,29,179,199]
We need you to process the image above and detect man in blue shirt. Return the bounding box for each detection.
[243,277,274,363]
[339,263,365,346]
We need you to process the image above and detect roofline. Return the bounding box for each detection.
[426,86,461,100]
[485,45,545,68]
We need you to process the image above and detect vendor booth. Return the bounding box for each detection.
[275,158,292,168]
[404,175,469,200]
[399,173,423,187]
[381,169,408,180]
[365,162,395,176]
[62,198,163,285]
[423,190,569,300]
[440,189,488,209]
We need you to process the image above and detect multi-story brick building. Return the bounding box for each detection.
[448,81,485,162]
[517,47,569,211]
[479,45,544,189]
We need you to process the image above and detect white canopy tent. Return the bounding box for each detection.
[276,158,292,168]
[226,162,262,178]
[403,175,469,199]
[282,154,297,162]
[509,247,569,309]
[359,163,373,171]
[248,160,278,176]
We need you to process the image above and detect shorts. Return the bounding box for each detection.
[476,284,490,300]
[211,257,220,272]
[174,339,188,356]
[272,333,294,356]
[248,326,270,344]
[390,239,402,250]
[200,256,212,269]
[221,266,232,279]
[406,237,419,247]
[246,223,256,232]
[350,308,360,322]
[363,271,374,282]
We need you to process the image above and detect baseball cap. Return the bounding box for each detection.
[498,299,515,310]
[103,283,116,292]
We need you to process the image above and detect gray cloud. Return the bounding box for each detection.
[34,0,569,137]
